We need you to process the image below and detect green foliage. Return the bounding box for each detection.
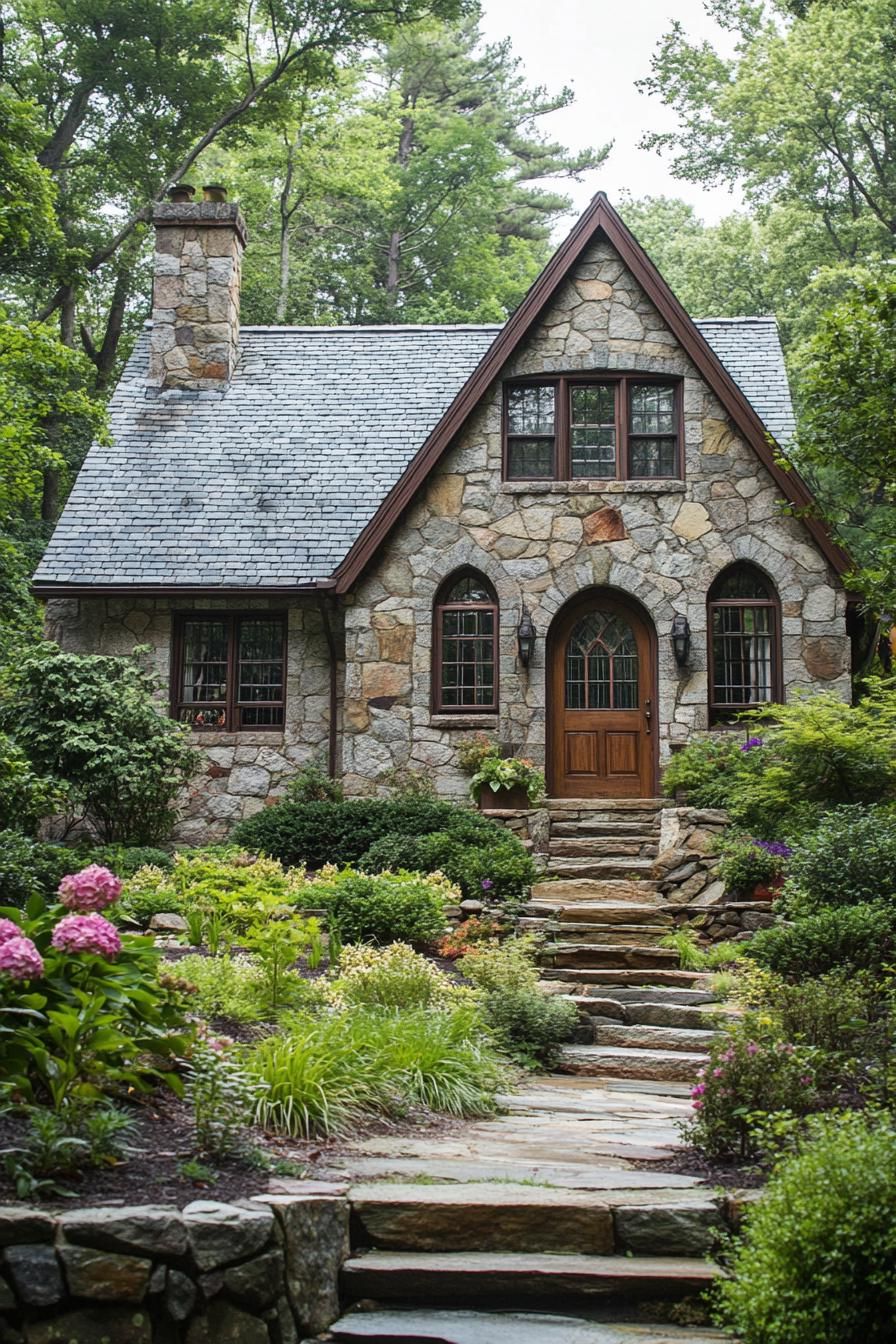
[746,903,896,980]
[283,756,343,804]
[717,835,790,897]
[310,868,451,946]
[781,805,896,914]
[660,926,707,972]
[0,92,62,278]
[83,845,173,879]
[715,1111,896,1342]
[469,753,546,805]
[327,941,460,1011]
[458,935,541,993]
[249,1005,504,1137]
[0,732,63,836]
[184,1040,266,1158]
[232,796,500,871]
[0,832,73,909]
[242,915,323,1016]
[662,734,752,808]
[2,1103,137,1196]
[683,1016,819,1161]
[457,937,576,1067]
[359,827,536,908]
[6,648,199,844]
[176,953,285,1024]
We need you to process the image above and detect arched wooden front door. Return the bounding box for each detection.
[548,593,657,798]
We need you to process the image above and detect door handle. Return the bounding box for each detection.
[644,699,652,734]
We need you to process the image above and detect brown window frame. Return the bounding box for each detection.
[432,570,499,714]
[171,611,287,732]
[503,373,683,483]
[707,566,782,724]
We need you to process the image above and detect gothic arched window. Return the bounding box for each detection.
[433,570,498,712]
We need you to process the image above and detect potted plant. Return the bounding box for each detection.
[469,753,546,810]
[717,835,792,901]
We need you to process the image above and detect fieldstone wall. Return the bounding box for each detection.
[0,1187,348,1342]
[342,235,850,797]
[43,596,335,844]
[654,806,776,939]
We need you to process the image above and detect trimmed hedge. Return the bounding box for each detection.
[360,830,536,908]
[745,902,896,980]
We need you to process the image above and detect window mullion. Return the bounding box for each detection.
[228,615,239,730]
[618,377,628,481]
[556,378,569,479]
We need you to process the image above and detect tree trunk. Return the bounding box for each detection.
[384,116,416,303]
[275,139,297,324]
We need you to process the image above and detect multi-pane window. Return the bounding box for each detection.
[565,611,639,710]
[174,614,286,730]
[504,376,680,481]
[433,571,498,712]
[708,566,780,720]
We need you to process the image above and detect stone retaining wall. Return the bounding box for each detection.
[0,1185,348,1343]
[653,806,777,940]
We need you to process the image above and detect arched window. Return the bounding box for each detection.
[433,570,498,712]
[708,564,781,720]
[565,610,639,709]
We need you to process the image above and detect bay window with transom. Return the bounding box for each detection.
[433,571,499,713]
[172,613,286,730]
[708,565,781,721]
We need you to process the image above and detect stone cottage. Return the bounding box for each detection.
[33,191,851,841]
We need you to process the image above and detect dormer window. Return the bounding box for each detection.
[504,375,681,482]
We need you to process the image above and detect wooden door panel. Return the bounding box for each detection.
[549,594,656,799]
[565,731,599,777]
[606,732,639,777]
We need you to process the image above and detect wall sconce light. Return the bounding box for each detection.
[671,614,691,668]
[517,606,536,668]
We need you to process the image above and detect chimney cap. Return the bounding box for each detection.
[166,182,196,203]
[202,183,228,202]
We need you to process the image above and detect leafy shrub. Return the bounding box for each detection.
[121,851,304,929]
[175,952,324,1024]
[0,832,74,908]
[3,1103,137,1194]
[310,868,451,946]
[6,648,199,843]
[717,835,791,896]
[249,1005,504,1137]
[660,925,744,971]
[283,755,343,804]
[456,733,501,774]
[662,733,753,808]
[359,827,536,908]
[184,1039,266,1158]
[0,732,62,834]
[232,796,499,871]
[716,1111,896,1342]
[746,903,896,980]
[83,845,174,879]
[683,1018,820,1160]
[326,942,460,1010]
[781,804,896,913]
[458,937,577,1067]
[458,935,541,993]
[438,916,508,960]
[0,871,189,1109]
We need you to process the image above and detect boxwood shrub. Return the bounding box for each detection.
[745,902,896,980]
[782,804,896,914]
[359,829,536,908]
[311,870,449,946]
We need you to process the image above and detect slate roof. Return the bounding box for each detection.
[34,316,795,591]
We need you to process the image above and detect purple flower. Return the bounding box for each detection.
[746,1041,760,1056]
[0,918,23,944]
[51,913,122,960]
[753,840,792,858]
[691,1082,706,1097]
[481,879,494,891]
[740,736,764,752]
[0,936,44,981]
[800,1075,813,1087]
[58,865,122,913]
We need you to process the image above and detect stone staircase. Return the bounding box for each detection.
[530,799,728,1085]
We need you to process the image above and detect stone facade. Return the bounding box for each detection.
[342,237,850,797]
[149,201,246,390]
[0,1187,349,1341]
[43,596,334,844]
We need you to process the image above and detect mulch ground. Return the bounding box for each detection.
[630,1148,768,1189]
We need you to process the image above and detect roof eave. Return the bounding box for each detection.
[32,580,337,600]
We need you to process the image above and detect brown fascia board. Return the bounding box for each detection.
[32,581,336,599]
[332,191,850,593]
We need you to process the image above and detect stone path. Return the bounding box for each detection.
[316,801,740,1343]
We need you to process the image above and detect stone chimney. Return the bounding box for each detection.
[150,186,248,390]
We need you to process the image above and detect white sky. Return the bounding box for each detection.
[478,0,743,231]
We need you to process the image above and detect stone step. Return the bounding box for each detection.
[328,1307,731,1343]
[560,1045,708,1083]
[341,1250,720,1311]
[531,879,662,905]
[554,903,673,926]
[547,924,672,947]
[624,1001,735,1029]
[543,944,681,971]
[594,1023,720,1054]
[594,987,719,1006]
[549,839,658,859]
[540,968,712,989]
[546,858,658,881]
[547,798,666,812]
[551,821,663,837]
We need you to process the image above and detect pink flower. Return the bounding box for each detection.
[692,1100,704,1110]
[691,1082,706,1097]
[58,865,122,913]
[0,936,44,981]
[713,1067,724,1078]
[0,918,23,944]
[800,1075,813,1087]
[746,1041,759,1056]
[51,913,122,960]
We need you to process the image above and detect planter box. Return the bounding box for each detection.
[479,784,530,811]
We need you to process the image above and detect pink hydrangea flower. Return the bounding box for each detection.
[0,936,44,981]
[51,913,122,960]
[0,918,23,944]
[58,865,122,913]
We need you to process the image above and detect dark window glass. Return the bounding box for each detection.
[570,384,616,478]
[175,616,285,729]
[565,611,639,710]
[628,383,677,477]
[708,565,779,718]
[507,385,555,478]
[434,571,498,711]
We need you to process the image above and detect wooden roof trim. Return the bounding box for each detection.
[332,192,849,592]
